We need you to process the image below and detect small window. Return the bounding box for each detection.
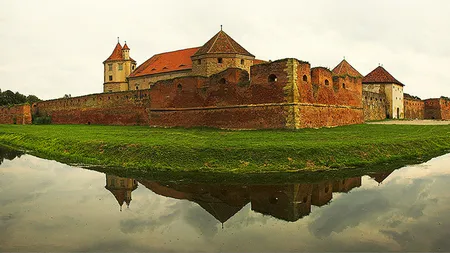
[177,84,182,91]
[135,85,139,90]
[303,75,307,82]
[268,74,277,83]
[219,78,226,84]
[218,58,223,64]
[132,65,135,70]
[108,64,113,71]
[118,63,123,71]
[197,59,201,65]
[109,75,113,81]
[325,79,329,86]
[342,83,346,89]
[240,59,244,65]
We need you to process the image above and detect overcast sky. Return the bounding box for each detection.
[1,0,449,100]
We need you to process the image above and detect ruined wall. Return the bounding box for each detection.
[35,90,151,125]
[404,94,424,119]
[363,91,387,121]
[0,104,32,124]
[440,98,450,120]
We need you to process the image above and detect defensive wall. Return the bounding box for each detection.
[27,58,363,129]
[424,97,450,120]
[404,94,424,120]
[0,104,32,125]
[362,91,387,121]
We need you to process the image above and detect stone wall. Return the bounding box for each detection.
[404,94,424,119]
[0,104,32,124]
[363,91,387,121]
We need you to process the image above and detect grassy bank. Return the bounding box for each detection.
[0,124,449,177]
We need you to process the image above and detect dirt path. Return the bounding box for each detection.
[367,120,450,125]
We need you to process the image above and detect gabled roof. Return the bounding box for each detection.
[332,59,363,78]
[129,47,200,78]
[192,30,254,57]
[104,42,136,63]
[363,66,404,86]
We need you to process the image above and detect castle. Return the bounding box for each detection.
[1,29,449,128]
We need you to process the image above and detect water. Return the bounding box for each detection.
[1,148,450,252]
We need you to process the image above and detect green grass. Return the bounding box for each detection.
[0,124,449,180]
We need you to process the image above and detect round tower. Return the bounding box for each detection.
[103,38,136,93]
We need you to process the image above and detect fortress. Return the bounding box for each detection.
[1,29,449,128]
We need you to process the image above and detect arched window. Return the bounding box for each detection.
[240,59,245,65]
[219,78,226,84]
[177,84,182,91]
[303,75,307,82]
[268,74,277,83]
[135,84,139,90]
[324,79,329,86]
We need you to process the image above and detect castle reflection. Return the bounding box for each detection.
[104,170,394,223]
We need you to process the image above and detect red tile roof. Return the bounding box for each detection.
[129,47,200,78]
[193,30,254,57]
[332,59,362,77]
[363,66,404,86]
[104,42,123,62]
[253,59,267,65]
[122,43,130,50]
[104,42,135,63]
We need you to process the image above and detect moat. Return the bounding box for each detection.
[1,148,450,252]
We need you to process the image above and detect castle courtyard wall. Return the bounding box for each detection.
[404,96,424,119]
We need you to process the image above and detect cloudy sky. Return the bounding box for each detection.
[1,0,449,100]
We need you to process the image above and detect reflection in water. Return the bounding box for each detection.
[105,175,138,211]
[105,174,391,223]
[0,146,23,165]
[2,147,450,252]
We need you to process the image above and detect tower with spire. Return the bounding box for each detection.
[103,38,136,93]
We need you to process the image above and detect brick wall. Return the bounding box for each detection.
[33,58,365,129]
[0,104,32,124]
[424,98,441,119]
[404,94,424,119]
[363,91,387,121]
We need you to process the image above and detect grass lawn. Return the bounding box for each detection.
[0,124,449,180]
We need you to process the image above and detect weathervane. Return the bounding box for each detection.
[220,25,222,31]
[117,37,120,43]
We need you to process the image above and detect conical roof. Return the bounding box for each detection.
[104,42,123,62]
[332,59,363,78]
[193,30,254,57]
[363,66,404,86]
[122,42,130,50]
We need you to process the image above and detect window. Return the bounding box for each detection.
[197,59,201,65]
[303,75,307,82]
[177,84,182,91]
[108,64,112,71]
[135,84,139,90]
[240,59,244,65]
[325,79,329,86]
[342,83,346,89]
[218,58,223,63]
[109,75,113,81]
[118,63,123,71]
[268,74,277,83]
[132,65,135,70]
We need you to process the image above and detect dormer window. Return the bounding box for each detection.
[218,58,223,64]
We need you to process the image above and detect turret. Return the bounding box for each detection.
[103,38,136,93]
